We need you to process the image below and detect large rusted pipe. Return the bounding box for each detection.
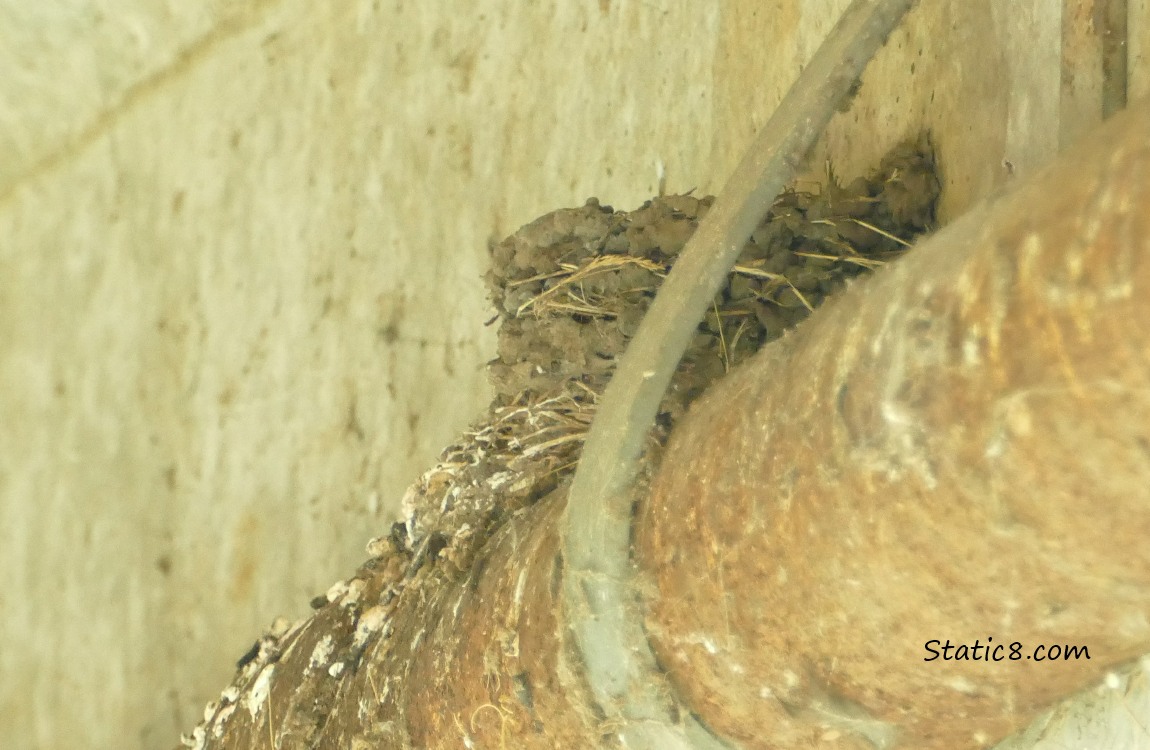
[636,98,1150,748]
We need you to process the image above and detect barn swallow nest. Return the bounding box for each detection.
[393,136,939,587]
[179,138,939,749]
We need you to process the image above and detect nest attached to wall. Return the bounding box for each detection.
[378,137,940,592]
[179,137,940,749]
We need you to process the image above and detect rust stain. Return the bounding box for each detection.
[228,510,261,603]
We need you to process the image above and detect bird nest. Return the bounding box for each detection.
[374,134,940,599]
[179,135,940,750]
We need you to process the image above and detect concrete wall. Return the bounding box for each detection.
[0,1,1144,747]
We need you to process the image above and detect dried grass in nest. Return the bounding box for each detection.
[514,255,666,319]
[391,380,597,580]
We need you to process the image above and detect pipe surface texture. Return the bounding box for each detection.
[636,99,1150,748]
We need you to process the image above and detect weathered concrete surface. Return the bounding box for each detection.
[0,1,1144,748]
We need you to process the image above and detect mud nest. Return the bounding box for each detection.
[391,136,939,584]
[178,137,940,750]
